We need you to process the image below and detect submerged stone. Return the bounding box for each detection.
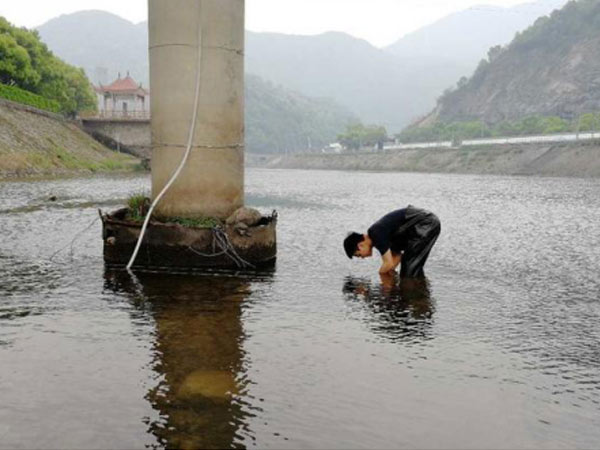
[177,370,238,401]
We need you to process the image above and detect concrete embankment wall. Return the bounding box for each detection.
[82,119,151,161]
[258,142,600,178]
[0,98,138,179]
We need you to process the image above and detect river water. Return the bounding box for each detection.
[1,169,599,449]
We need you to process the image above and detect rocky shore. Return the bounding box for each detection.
[251,141,600,178]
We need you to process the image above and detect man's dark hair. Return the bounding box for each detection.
[344,232,365,259]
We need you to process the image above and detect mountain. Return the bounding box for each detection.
[386,0,567,67]
[383,0,567,125]
[35,11,355,153]
[38,13,416,130]
[36,10,148,86]
[427,0,600,125]
[37,4,565,132]
[245,75,356,153]
[245,0,567,130]
[245,31,421,131]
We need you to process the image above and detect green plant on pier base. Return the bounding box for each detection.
[126,192,150,222]
[125,193,222,228]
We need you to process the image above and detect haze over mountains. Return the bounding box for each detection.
[247,0,568,130]
[385,0,566,67]
[37,0,566,133]
[245,30,413,131]
[36,11,148,88]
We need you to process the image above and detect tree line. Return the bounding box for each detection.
[398,113,600,144]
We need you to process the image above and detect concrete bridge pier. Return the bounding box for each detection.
[102,0,276,271]
[148,0,245,220]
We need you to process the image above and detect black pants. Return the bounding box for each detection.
[399,207,441,278]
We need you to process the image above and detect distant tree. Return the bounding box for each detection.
[542,116,569,134]
[337,123,388,151]
[487,45,503,63]
[438,86,456,104]
[576,113,600,132]
[396,113,586,143]
[472,59,489,77]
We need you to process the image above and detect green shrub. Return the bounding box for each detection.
[126,192,150,222]
[0,83,60,112]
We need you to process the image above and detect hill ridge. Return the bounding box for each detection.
[430,0,600,125]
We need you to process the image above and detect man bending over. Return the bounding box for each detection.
[344,206,441,278]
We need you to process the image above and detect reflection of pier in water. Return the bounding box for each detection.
[104,270,272,449]
[343,277,435,343]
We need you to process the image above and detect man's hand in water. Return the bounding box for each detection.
[378,250,401,275]
[380,271,397,289]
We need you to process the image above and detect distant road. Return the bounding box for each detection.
[384,132,600,151]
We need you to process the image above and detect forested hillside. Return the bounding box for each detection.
[245,75,356,153]
[427,0,600,126]
[0,17,96,115]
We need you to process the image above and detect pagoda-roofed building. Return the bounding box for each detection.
[94,72,150,118]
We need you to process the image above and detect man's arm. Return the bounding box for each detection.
[378,250,401,275]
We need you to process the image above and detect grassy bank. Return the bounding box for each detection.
[0,100,140,179]
[0,144,139,178]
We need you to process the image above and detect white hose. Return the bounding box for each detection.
[126,27,203,270]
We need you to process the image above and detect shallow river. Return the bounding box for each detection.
[1,169,599,449]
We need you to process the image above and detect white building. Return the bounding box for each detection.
[94,73,150,118]
[322,142,343,153]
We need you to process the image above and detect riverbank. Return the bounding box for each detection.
[252,141,600,177]
[0,98,140,179]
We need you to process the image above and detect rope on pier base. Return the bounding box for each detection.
[126,26,204,271]
[187,226,255,269]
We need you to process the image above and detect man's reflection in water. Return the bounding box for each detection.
[342,274,435,343]
[104,270,271,449]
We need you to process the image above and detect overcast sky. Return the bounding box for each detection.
[1,0,534,47]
